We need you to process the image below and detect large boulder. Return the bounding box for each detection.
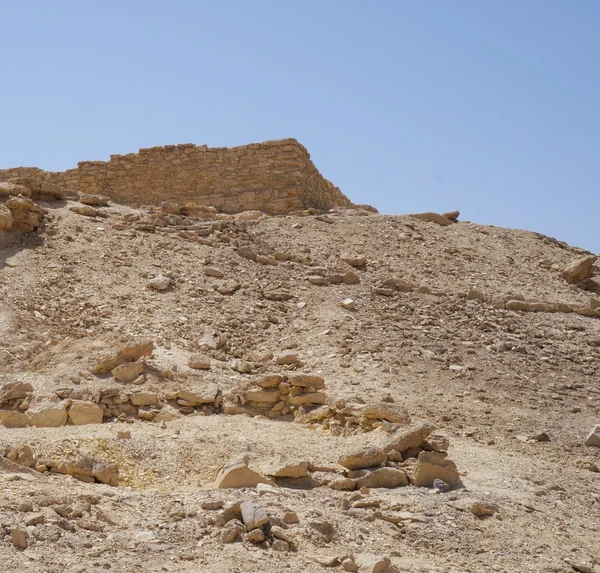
[0,182,31,198]
[27,401,67,427]
[0,381,33,402]
[562,256,597,289]
[405,451,460,488]
[339,447,387,471]
[68,401,104,425]
[3,196,46,233]
[0,410,29,428]
[6,177,66,202]
[382,420,436,453]
[53,456,119,486]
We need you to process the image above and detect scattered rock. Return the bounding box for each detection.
[130,392,158,406]
[308,275,329,286]
[112,360,144,383]
[215,458,273,489]
[27,402,68,428]
[78,193,109,206]
[470,501,499,517]
[562,256,597,289]
[354,467,408,489]
[410,212,453,226]
[272,539,290,552]
[0,381,33,401]
[354,554,399,573]
[148,274,172,291]
[276,353,299,365]
[68,401,103,425]
[442,210,460,222]
[240,501,269,530]
[204,267,224,278]
[283,511,299,525]
[70,205,108,218]
[342,271,361,285]
[187,353,211,370]
[584,425,600,448]
[10,527,27,549]
[382,421,436,453]
[433,478,451,493]
[339,447,387,471]
[341,254,366,267]
[261,458,309,479]
[342,558,359,572]
[406,451,459,488]
[245,528,265,543]
[576,460,599,473]
[221,519,244,543]
[0,410,29,428]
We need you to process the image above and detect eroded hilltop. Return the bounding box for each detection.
[0,161,599,573]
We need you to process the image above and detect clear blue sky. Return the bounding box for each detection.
[2,1,599,252]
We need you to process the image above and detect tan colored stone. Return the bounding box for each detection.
[354,554,398,573]
[288,392,327,406]
[406,451,459,488]
[68,401,103,425]
[112,360,144,382]
[339,447,387,470]
[442,210,460,222]
[288,374,326,389]
[410,212,453,226]
[562,255,597,289]
[0,381,33,402]
[383,421,436,453]
[256,374,285,388]
[240,501,269,530]
[10,527,27,549]
[130,392,158,406]
[244,388,280,404]
[119,339,154,361]
[188,353,211,369]
[359,402,411,424]
[214,460,273,489]
[585,425,600,447]
[0,204,13,231]
[260,458,309,479]
[342,271,361,285]
[354,467,408,489]
[0,410,29,428]
[27,402,68,427]
[275,353,299,365]
[70,205,107,218]
[78,193,109,206]
[341,254,367,267]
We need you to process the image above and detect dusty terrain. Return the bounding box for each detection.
[0,185,599,572]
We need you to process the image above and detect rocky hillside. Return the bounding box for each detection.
[0,177,599,573]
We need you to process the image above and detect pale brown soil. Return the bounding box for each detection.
[0,201,599,573]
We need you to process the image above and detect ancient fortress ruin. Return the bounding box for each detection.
[0,138,352,214]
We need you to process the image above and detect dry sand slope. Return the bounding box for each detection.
[0,186,599,573]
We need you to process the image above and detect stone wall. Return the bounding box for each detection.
[0,139,352,214]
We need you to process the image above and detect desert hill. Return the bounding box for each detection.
[0,143,599,573]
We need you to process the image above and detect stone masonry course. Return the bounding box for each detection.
[0,138,352,214]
